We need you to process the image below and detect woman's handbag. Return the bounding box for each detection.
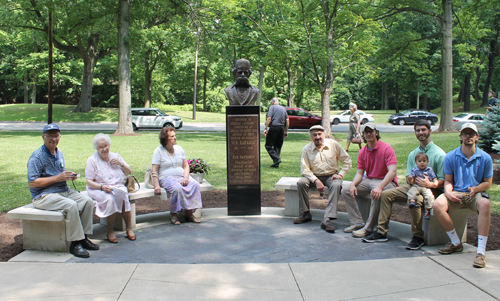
[352,134,362,144]
[123,175,140,193]
[145,165,155,189]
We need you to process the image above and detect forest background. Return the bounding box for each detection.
[0,0,499,137]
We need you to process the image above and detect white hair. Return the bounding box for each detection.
[92,133,112,150]
[271,97,280,104]
[349,102,357,110]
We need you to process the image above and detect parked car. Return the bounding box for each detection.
[285,107,322,129]
[453,113,485,130]
[131,108,183,130]
[388,110,438,126]
[330,110,375,125]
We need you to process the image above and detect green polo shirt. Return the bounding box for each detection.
[406,141,446,184]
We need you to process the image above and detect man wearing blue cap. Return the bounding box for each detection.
[27,123,99,258]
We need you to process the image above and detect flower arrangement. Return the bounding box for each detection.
[187,158,211,175]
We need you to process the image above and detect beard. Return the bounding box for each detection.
[235,76,250,87]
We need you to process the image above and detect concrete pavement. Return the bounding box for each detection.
[2,208,498,300]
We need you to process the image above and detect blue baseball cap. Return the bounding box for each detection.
[43,123,60,134]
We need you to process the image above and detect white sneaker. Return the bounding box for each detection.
[352,228,371,238]
[343,223,365,233]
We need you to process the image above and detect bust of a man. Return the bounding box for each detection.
[225,59,260,106]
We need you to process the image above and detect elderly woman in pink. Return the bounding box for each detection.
[85,133,136,243]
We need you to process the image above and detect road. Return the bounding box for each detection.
[0,121,439,133]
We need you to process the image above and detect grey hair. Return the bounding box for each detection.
[271,97,280,104]
[92,133,112,150]
[349,102,357,110]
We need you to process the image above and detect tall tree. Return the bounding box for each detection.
[115,0,133,134]
[0,0,116,112]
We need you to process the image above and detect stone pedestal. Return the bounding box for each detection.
[226,106,261,215]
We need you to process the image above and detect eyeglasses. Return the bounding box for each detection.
[98,146,109,151]
[461,131,476,137]
[44,134,60,140]
[363,129,374,134]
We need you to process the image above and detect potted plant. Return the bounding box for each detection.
[187,158,210,183]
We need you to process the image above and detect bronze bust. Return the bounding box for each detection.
[225,59,260,106]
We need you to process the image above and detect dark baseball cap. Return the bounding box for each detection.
[43,123,60,134]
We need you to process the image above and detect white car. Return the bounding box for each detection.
[453,113,485,130]
[330,110,375,125]
[131,108,183,130]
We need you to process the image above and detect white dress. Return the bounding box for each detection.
[85,152,131,218]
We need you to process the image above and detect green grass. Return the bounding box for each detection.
[0,104,120,122]
[1,131,499,214]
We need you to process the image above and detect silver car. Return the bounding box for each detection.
[453,113,485,130]
[131,108,182,130]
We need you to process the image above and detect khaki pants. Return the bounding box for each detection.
[297,175,342,222]
[341,178,395,232]
[33,188,94,242]
[407,184,435,210]
[377,185,441,238]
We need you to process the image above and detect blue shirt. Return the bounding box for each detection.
[411,166,437,181]
[27,145,68,200]
[443,146,493,192]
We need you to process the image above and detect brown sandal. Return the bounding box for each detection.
[186,215,200,223]
[170,215,180,225]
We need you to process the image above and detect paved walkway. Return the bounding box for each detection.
[1,208,499,300]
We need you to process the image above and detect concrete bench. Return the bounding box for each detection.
[274,176,473,246]
[84,180,213,231]
[7,180,213,252]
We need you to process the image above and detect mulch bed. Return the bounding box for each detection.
[1,190,499,262]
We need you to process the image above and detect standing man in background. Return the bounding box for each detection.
[487,91,498,114]
[263,97,289,168]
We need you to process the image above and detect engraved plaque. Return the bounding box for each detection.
[227,115,260,185]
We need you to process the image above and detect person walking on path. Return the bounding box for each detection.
[294,125,352,233]
[341,123,398,237]
[433,123,493,268]
[263,97,289,168]
[27,123,99,258]
[362,120,446,250]
[345,102,362,152]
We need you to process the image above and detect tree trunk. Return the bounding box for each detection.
[474,65,482,102]
[422,94,429,111]
[144,51,152,108]
[73,34,101,113]
[464,72,471,112]
[482,29,499,106]
[144,44,163,108]
[394,83,400,113]
[203,65,208,111]
[286,65,296,107]
[31,72,37,104]
[438,0,455,131]
[382,81,389,110]
[24,75,29,103]
[457,84,463,103]
[115,0,134,135]
[321,86,332,138]
[256,65,266,106]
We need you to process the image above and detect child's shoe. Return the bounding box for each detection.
[408,200,418,209]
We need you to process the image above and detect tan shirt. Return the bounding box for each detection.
[300,139,352,183]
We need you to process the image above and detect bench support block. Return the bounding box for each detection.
[22,220,69,252]
[423,209,470,246]
[284,190,300,216]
